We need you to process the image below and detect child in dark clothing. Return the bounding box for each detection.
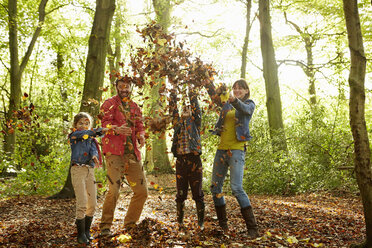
[69,112,106,244]
[170,86,205,229]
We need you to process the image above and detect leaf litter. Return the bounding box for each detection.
[0,182,365,247]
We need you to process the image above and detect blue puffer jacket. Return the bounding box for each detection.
[69,128,103,167]
[206,83,255,141]
[170,92,202,157]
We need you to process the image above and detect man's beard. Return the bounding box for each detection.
[119,91,130,100]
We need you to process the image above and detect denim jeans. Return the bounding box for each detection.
[211,149,251,208]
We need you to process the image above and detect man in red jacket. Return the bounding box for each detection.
[99,76,147,236]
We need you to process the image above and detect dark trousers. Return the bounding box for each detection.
[175,154,204,203]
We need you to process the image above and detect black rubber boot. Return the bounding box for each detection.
[75,218,89,244]
[241,206,259,238]
[85,216,93,240]
[215,204,228,231]
[176,201,185,225]
[196,201,205,229]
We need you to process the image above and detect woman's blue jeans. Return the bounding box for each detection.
[211,149,251,208]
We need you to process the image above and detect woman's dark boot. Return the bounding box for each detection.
[75,218,89,244]
[195,201,205,229]
[241,206,259,238]
[215,204,228,231]
[85,216,93,240]
[176,202,185,225]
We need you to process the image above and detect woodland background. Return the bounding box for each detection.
[0,0,371,247]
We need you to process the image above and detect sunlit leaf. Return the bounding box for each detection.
[286,236,298,244]
[117,234,132,243]
[157,38,167,46]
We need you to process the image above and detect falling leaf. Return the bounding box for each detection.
[83,134,89,140]
[216,193,223,199]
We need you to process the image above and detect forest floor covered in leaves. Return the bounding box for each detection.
[0,174,366,248]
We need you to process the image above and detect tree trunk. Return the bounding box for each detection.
[47,165,75,199]
[258,0,287,153]
[4,0,48,171]
[50,0,116,199]
[240,0,252,79]
[108,6,123,96]
[80,0,116,116]
[284,15,318,130]
[149,81,173,173]
[153,0,171,30]
[305,41,316,106]
[342,0,372,247]
[145,0,172,174]
[284,14,317,107]
[57,47,70,133]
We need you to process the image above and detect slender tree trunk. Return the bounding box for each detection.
[284,14,317,106]
[57,47,70,133]
[258,0,287,153]
[145,0,172,174]
[304,38,319,129]
[343,1,372,247]
[108,8,123,96]
[50,0,116,199]
[305,41,316,106]
[240,0,252,79]
[4,0,48,171]
[5,0,21,160]
[80,0,116,116]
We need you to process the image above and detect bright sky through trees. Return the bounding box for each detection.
[122,0,371,112]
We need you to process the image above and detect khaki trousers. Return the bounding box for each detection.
[71,166,97,219]
[100,154,148,230]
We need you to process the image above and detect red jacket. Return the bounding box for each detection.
[100,95,145,161]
